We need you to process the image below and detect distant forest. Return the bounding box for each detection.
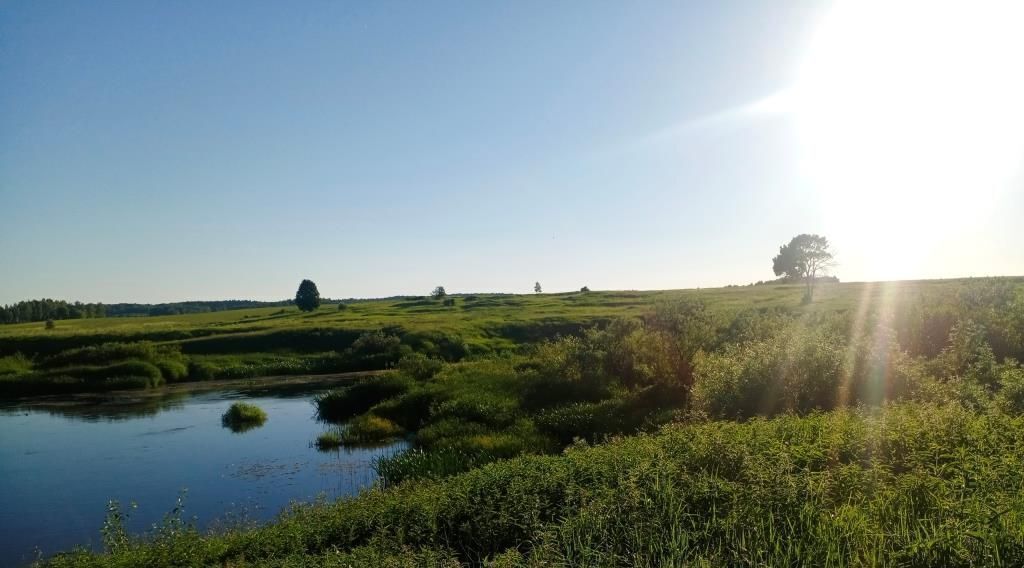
[0,299,297,324]
[0,296,408,324]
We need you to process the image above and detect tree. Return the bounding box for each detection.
[431,286,447,299]
[772,234,835,302]
[580,286,590,293]
[294,279,321,312]
[534,282,542,294]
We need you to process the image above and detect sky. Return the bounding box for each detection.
[2,0,1022,304]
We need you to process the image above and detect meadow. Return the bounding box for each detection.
[0,279,999,395]
[12,276,1024,566]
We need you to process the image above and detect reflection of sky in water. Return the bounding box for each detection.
[0,387,407,567]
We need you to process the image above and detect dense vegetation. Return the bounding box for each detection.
[17,276,1024,566]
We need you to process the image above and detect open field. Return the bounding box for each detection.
[4,278,1017,362]
[0,280,986,396]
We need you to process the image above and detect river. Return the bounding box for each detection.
[0,377,406,566]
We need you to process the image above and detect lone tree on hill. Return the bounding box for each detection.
[294,279,321,312]
[534,282,542,294]
[431,286,447,299]
[772,234,834,302]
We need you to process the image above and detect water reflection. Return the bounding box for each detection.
[0,392,190,422]
[0,380,405,567]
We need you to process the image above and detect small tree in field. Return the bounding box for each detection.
[534,282,542,294]
[431,286,447,299]
[772,234,835,302]
[580,286,590,293]
[294,279,321,312]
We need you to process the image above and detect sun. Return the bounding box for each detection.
[792,0,1024,278]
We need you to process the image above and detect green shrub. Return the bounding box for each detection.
[370,386,441,430]
[375,448,499,486]
[0,359,168,396]
[691,325,845,418]
[397,353,443,380]
[415,417,491,449]
[996,363,1024,413]
[314,374,413,422]
[346,331,408,368]
[315,429,343,449]
[41,342,177,369]
[186,360,217,381]
[154,359,189,382]
[338,414,404,445]
[535,386,675,445]
[0,353,32,376]
[431,395,519,428]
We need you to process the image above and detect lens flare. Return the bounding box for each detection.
[794,0,1024,279]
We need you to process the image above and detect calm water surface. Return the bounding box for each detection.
[0,383,406,567]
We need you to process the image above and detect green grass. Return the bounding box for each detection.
[221,402,268,432]
[3,278,1022,396]
[316,415,405,449]
[41,403,1024,567]
[314,429,344,449]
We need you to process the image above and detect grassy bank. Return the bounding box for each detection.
[42,403,1024,567]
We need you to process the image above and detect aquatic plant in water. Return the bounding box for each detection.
[221,402,268,433]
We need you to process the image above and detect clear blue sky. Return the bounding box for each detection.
[2,1,1022,304]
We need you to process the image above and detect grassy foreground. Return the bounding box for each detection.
[43,404,1024,567]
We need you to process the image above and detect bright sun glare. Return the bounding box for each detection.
[790,0,1024,278]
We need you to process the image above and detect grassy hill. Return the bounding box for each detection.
[2,278,1022,396]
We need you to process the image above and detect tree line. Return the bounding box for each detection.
[0,299,303,324]
[0,299,107,324]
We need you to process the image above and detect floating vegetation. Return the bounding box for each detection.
[221,402,267,433]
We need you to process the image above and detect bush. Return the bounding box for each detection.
[996,363,1024,413]
[315,429,344,449]
[314,374,413,422]
[520,336,613,410]
[155,360,189,382]
[41,342,173,369]
[370,386,441,430]
[432,395,519,428]
[397,353,443,380]
[339,414,404,445]
[345,331,409,369]
[0,353,32,376]
[535,386,675,445]
[375,448,499,486]
[40,341,188,383]
[0,359,167,396]
[691,325,845,418]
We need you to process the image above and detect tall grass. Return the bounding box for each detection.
[41,403,1024,567]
